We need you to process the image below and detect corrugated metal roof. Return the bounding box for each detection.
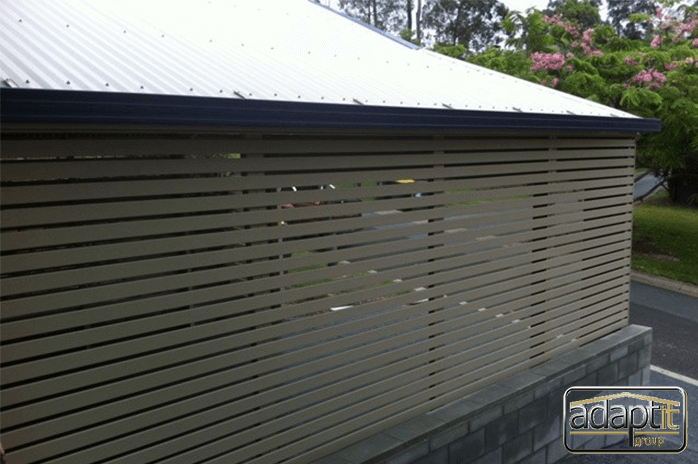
[1,0,637,119]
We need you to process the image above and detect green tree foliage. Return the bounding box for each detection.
[503,9,557,55]
[422,0,509,54]
[607,0,657,39]
[468,0,698,202]
[545,0,601,31]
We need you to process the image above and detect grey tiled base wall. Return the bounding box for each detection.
[313,324,652,464]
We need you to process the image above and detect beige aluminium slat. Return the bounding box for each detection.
[1,189,627,253]
[5,253,625,414]
[0,200,628,303]
[0,165,632,207]
[2,235,629,384]
[4,199,628,317]
[3,273,627,452]
[238,304,628,464]
[1,260,629,431]
[8,290,628,464]
[5,272,624,456]
[0,147,632,182]
[281,314,628,464]
[2,211,631,340]
[0,135,636,464]
[0,186,632,297]
[0,254,628,420]
[2,224,631,359]
[4,225,629,354]
[0,177,632,230]
[4,225,629,366]
[0,137,634,159]
[3,205,630,332]
[118,301,626,464]
[38,298,604,459]
[0,158,243,181]
[0,173,631,272]
[0,187,629,267]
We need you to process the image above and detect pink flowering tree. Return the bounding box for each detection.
[467,0,698,203]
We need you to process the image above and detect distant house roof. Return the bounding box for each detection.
[0,0,660,133]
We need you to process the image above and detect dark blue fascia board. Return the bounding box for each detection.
[1,88,662,134]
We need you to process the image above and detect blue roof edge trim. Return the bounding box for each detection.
[309,1,421,50]
[0,88,662,133]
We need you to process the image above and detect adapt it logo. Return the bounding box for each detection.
[564,387,687,454]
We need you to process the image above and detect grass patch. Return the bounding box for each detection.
[631,194,698,285]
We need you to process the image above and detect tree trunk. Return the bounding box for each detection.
[453,2,463,45]
[417,0,422,42]
[372,0,378,27]
[407,0,413,31]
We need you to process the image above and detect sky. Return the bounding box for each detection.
[321,1,610,20]
[501,0,609,17]
[499,0,549,12]
[322,1,549,13]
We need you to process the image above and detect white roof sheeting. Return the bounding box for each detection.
[1,0,636,119]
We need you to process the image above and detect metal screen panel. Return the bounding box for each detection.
[0,135,634,464]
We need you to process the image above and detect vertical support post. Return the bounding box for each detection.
[427,138,446,400]
[529,138,557,357]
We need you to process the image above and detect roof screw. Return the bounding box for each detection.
[26,79,30,83]
[190,88,194,91]
[140,85,144,89]
[105,83,109,87]
[123,30,127,33]
[18,19,22,22]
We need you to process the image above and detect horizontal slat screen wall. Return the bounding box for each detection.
[0,135,634,464]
